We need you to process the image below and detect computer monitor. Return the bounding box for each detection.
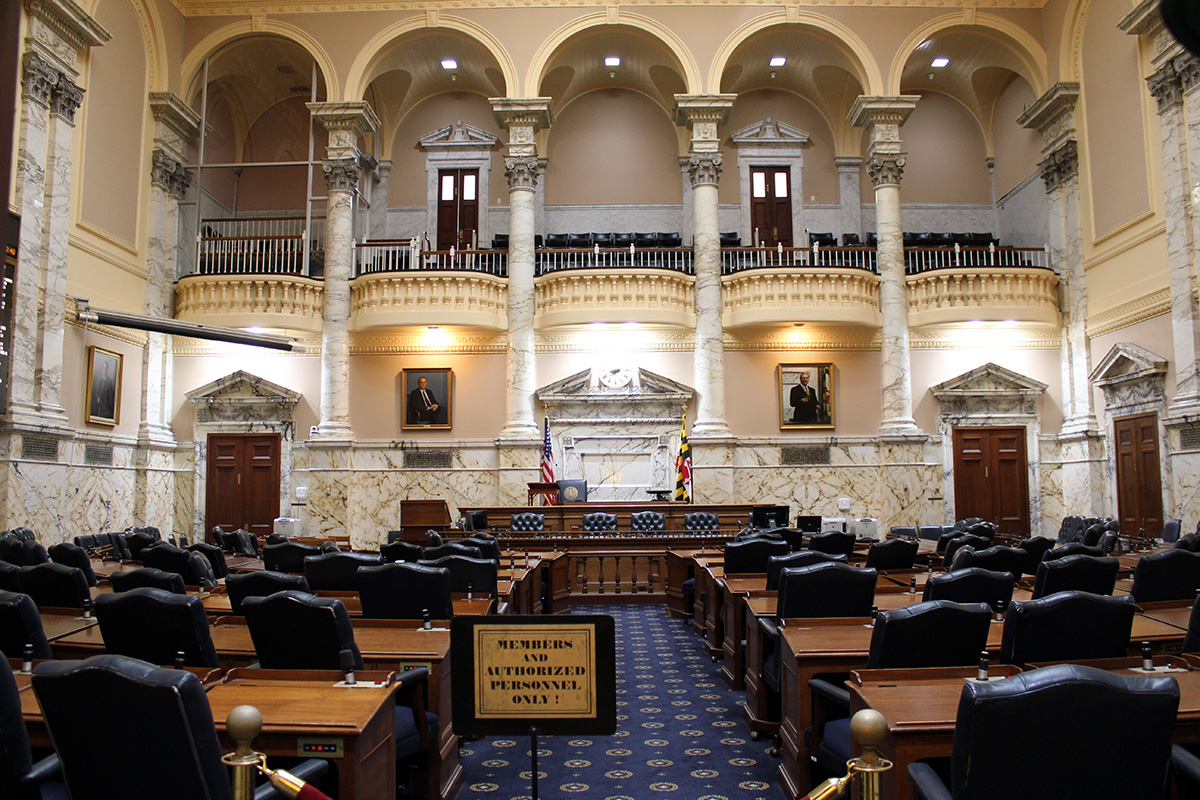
[795,515,823,533]
[752,505,790,529]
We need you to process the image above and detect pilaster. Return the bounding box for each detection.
[834,156,863,242]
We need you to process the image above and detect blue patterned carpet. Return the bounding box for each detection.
[456,604,777,800]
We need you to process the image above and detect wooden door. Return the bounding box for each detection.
[749,167,793,248]
[206,433,281,540]
[435,169,479,251]
[1115,414,1164,536]
[952,426,1030,537]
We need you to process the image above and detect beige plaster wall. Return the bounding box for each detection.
[66,325,144,438]
[895,92,991,205]
[992,76,1042,199]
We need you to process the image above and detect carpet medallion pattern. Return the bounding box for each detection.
[456,604,777,800]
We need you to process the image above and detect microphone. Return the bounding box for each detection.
[339,648,357,685]
[977,651,989,681]
[175,650,186,670]
[422,608,432,630]
[22,643,33,674]
[1141,641,1154,671]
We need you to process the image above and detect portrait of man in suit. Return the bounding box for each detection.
[779,363,833,429]
[402,369,453,428]
[790,371,820,423]
[86,346,122,425]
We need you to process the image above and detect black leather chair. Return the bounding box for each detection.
[461,536,501,561]
[31,654,327,800]
[265,533,290,546]
[0,562,20,593]
[0,590,51,660]
[186,542,229,579]
[358,563,453,620]
[123,530,157,559]
[302,552,383,591]
[923,567,1015,612]
[1176,532,1200,552]
[93,588,218,668]
[765,551,845,590]
[0,657,64,800]
[1031,554,1119,599]
[109,567,186,594]
[683,512,719,532]
[629,510,666,534]
[422,542,482,561]
[225,571,310,615]
[510,513,545,533]
[724,538,788,574]
[1043,541,1105,561]
[959,545,1028,576]
[1081,523,1108,547]
[718,231,741,248]
[1131,548,1200,602]
[46,542,97,587]
[380,540,423,562]
[0,533,24,566]
[1162,518,1183,543]
[243,591,362,670]
[807,531,855,557]
[18,541,48,566]
[140,545,216,588]
[209,526,229,551]
[891,526,917,540]
[1184,593,1200,652]
[908,664,1181,800]
[943,534,992,564]
[227,529,259,556]
[580,512,618,534]
[864,539,918,570]
[18,564,89,609]
[999,591,1135,666]
[916,525,947,541]
[418,555,499,596]
[426,531,444,547]
[1016,535,1055,574]
[262,541,321,573]
[319,541,341,554]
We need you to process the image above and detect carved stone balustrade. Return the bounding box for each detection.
[722,266,882,328]
[175,274,324,333]
[350,271,508,330]
[905,266,1060,328]
[535,268,696,329]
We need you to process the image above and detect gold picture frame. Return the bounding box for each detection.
[401,367,453,430]
[86,345,122,426]
[779,363,834,429]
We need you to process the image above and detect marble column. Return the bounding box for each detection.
[307,102,380,443]
[1019,84,1097,436]
[850,96,922,437]
[675,96,735,439]
[986,157,1001,235]
[834,156,863,242]
[368,160,391,240]
[491,99,552,444]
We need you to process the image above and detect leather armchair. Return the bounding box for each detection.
[110,567,186,594]
[18,564,90,609]
[1031,554,1119,599]
[774,562,877,621]
[243,591,362,670]
[93,587,219,668]
[943,534,992,564]
[418,555,499,597]
[891,525,917,539]
[807,531,855,557]
[0,590,51,659]
[999,591,1135,666]
[724,538,788,574]
[262,541,321,573]
[18,541,48,566]
[1043,542,1105,561]
[47,542,97,587]
[185,542,229,579]
[461,536,501,560]
[1163,518,1183,543]
[960,545,1028,576]
[0,658,63,800]
[358,563,453,620]
[225,570,310,615]
[140,544,216,587]
[922,567,1015,612]
[1130,548,1200,602]
[510,513,545,533]
[423,542,482,561]
[864,538,918,570]
[630,511,666,533]
[302,552,383,592]
[683,512,719,532]
[1016,535,1055,574]
[765,551,844,590]
[0,563,20,593]
[228,529,259,556]
[581,512,618,534]
[380,540,423,563]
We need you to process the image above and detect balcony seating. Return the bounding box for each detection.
[719,232,741,247]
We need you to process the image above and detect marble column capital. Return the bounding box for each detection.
[505,156,540,191]
[308,101,379,158]
[1039,139,1079,193]
[687,153,723,187]
[866,153,906,188]
[1016,82,1079,153]
[321,158,361,193]
[151,148,191,199]
[21,51,58,107]
[149,92,201,162]
[1148,62,1185,113]
[49,79,83,122]
[1176,53,1200,94]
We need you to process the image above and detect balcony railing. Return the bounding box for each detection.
[194,216,325,277]
[537,246,694,276]
[905,245,1049,274]
[721,245,877,274]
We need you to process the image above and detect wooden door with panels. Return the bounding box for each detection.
[206,433,281,541]
[436,169,479,251]
[952,426,1030,537]
[1114,413,1163,536]
[749,166,793,248]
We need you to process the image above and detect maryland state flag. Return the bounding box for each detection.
[674,413,692,503]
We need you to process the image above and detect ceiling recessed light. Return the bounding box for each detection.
[931,58,949,68]
[441,59,457,70]
[770,57,786,67]
[605,56,621,67]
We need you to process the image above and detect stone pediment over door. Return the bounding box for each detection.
[185,370,301,425]
[1089,342,1168,419]
[537,368,694,502]
[932,362,1048,420]
[418,119,500,151]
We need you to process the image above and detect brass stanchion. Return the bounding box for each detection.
[222,705,266,800]
[799,710,893,800]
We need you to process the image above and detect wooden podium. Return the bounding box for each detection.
[399,499,452,542]
[527,482,559,506]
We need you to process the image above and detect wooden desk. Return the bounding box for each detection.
[1136,599,1194,632]
[38,611,98,641]
[665,548,720,620]
[200,592,494,618]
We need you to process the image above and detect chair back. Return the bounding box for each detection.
[32,655,232,800]
[864,539,918,570]
[225,570,310,615]
[916,525,945,541]
[423,542,483,561]
[1162,518,1183,543]
[510,513,545,533]
[0,533,22,566]
[1185,593,1200,653]
[243,590,363,670]
[262,541,321,573]
[380,540,424,562]
[943,534,991,564]
[18,540,48,566]
[302,552,384,591]
[0,563,19,593]
[110,567,186,594]
[210,526,228,550]
[922,568,1015,612]
[1043,542,1105,561]
[891,526,917,540]
[999,591,1135,666]
[807,531,856,557]
[683,512,719,532]
[1176,533,1200,552]
[866,600,992,669]
[18,563,89,609]
[124,531,157,558]
[765,551,845,590]
[0,658,42,799]
[1016,536,1055,573]
[1031,554,1119,599]
[461,537,502,560]
[1131,548,1200,602]
[776,562,877,619]
[946,664,1178,800]
[724,538,789,575]
[630,511,666,533]
[417,555,498,595]
[48,541,98,586]
[581,513,618,533]
[358,563,453,620]
[965,545,1029,576]
[0,590,51,659]
[94,588,218,668]
[186,542,229,579]
[229,529,258,556]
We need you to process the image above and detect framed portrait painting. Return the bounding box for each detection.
[402,368,453,430]
[86,346,122,426]
[779,363,834,429]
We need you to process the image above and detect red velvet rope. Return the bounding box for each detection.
[296,783,334,800]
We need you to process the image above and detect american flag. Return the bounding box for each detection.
[540,416,557,504]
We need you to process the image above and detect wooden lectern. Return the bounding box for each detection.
[399,499,452,542]
[527,482,559,506]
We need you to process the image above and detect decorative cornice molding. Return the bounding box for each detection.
[1016,82,1079,152]
[1086,288,1172,338]
[172,0,1049,13]
[23,0,111,61]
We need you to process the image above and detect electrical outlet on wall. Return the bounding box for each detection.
[838,497,851,511]
[295,486,309,501]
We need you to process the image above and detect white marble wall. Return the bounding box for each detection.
[544,205,686,236]
[859,204,997,238]
[997,173,1050,247]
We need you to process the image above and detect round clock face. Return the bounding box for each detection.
[599,367,634,388]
